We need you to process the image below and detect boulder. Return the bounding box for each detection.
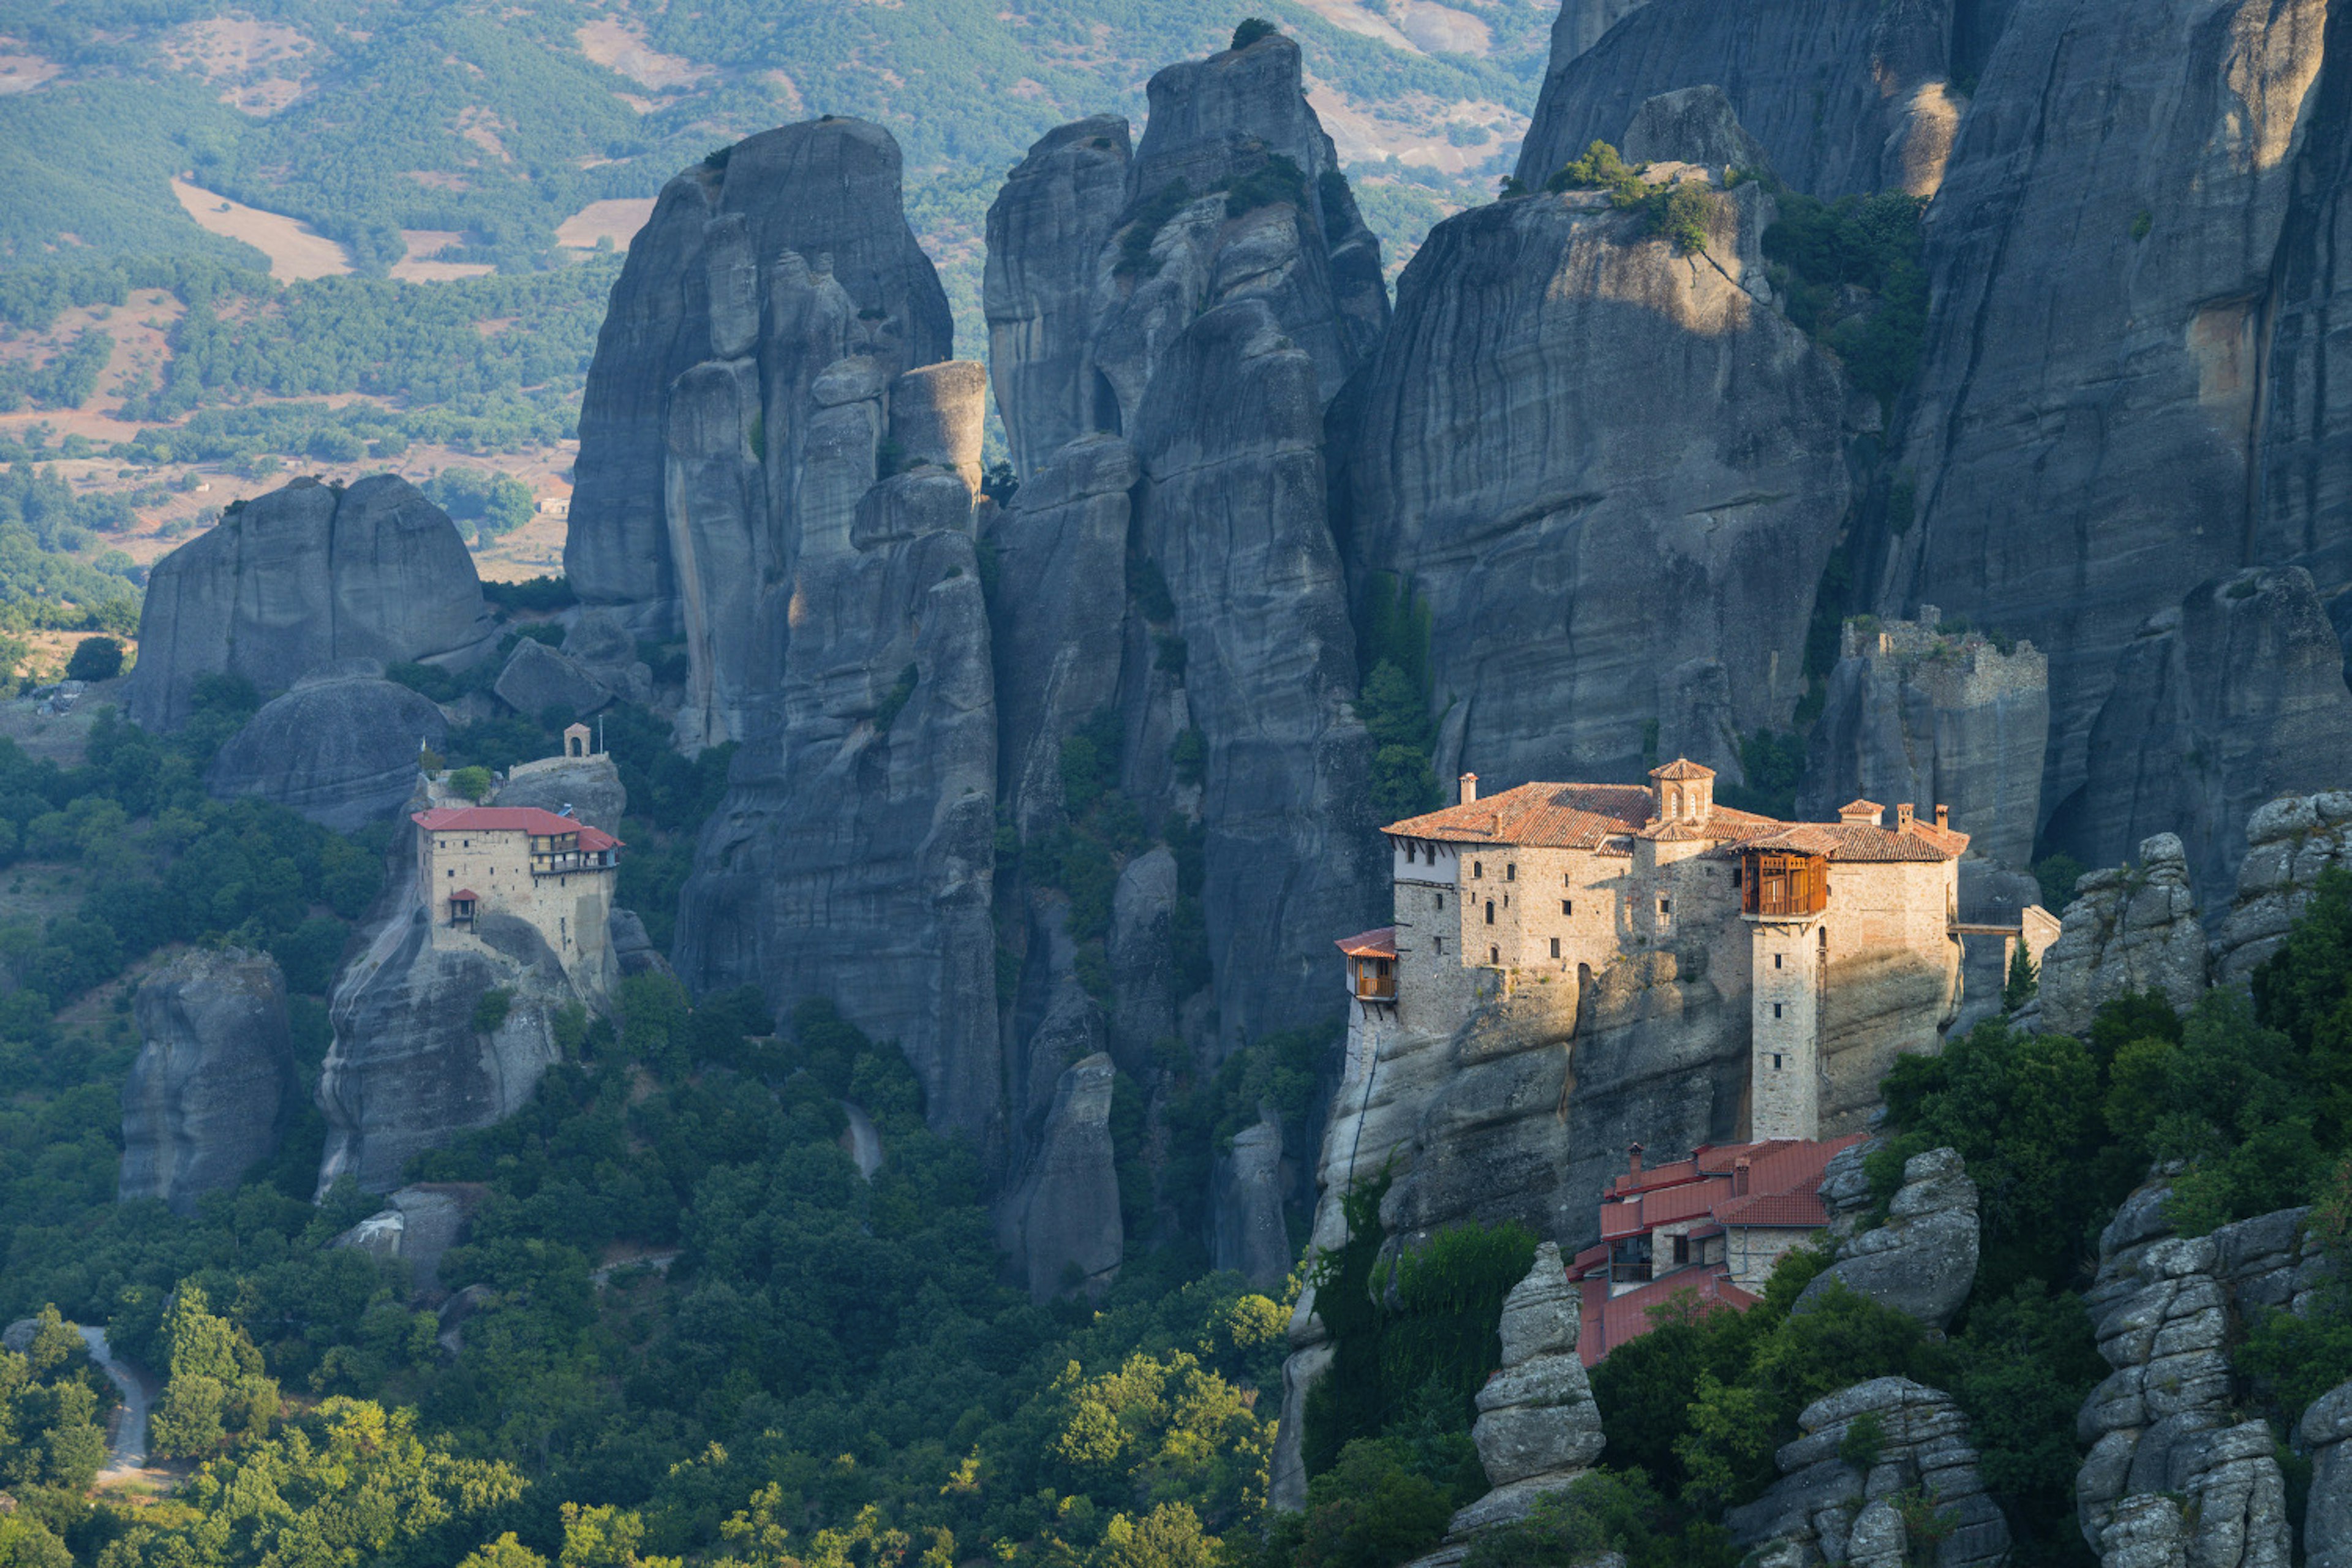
[119,949,296,1215]
[493,637,613,720]
[1796,1147,1980,1330]
[2036,835,2208,1038]
[330,1183,483,1297]
[130,475,496,731]
[205,672,446,832]
[996,1053,1123,1301]
[608,907,673,980]
[1619,85,1770,171]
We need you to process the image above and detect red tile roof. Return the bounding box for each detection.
[1577,1268,1760,1366]
[1650,757,1716,780]
[451,889,479,901]
[1732,820,1967,862]
[1715,1191,1832,1227]
[414,806,624,850]
[1335,927,1397,959]
[1383,780,1963,861]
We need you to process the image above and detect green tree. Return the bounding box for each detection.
[64,636,122,682]
[450,764,496,802]
[149,1281,277,1458]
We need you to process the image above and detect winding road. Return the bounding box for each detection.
[77,1325,154,1478]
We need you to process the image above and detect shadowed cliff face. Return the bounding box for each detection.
[1885,0,2337,874]
[1332,178,1850,787]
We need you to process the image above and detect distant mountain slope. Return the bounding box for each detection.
[0,0,1553,336]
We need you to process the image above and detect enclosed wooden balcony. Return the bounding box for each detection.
[1742,850,1828,918]
[1336,927,1398,1002]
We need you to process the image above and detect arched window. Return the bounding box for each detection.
[1485,900,1495,924]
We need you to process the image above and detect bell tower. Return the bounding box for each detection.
[1648,758,1716,823]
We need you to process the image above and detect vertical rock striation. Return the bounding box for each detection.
[2035,834,2210,1037]
[995,1053,1123,1301]
[1887,0,2338,858]
[119,949,296,1214]
[130,475,496,733]
[1333,165,1848,788]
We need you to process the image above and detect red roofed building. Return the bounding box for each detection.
[412,785,624,982]
[1345,758,1997,1142]
[1568,1133,1868,1364]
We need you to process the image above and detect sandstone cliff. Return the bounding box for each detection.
[119,948,296,1214]
[130,475,496,733]
[1333,150,1848,787]
[1884,0,2339,869]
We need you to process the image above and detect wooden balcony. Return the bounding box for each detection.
[1742,850,1828,918]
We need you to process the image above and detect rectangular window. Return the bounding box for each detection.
[1772,1053,1784,1071]
[1436,894,1444,910]
[1550,937,1561,959]
[1773,1003,1783,1019]
[1473,861,1483,878]
[1733,865,1742,886]
[1562,899,1573,916]
[1506,864,1516,881]
[1435,937,1444,953]
[1489,945,1499,963]
[1659,897,1672,916]
[1774,953,1783,970]
[1672,1235,1690,1265]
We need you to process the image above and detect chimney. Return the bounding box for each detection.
[1897,803,1915,829]
[1733,1158,1751,1196]
[1627,1142,1645,1180]
[1935,804,1949,829]
[1460,772,1479,804]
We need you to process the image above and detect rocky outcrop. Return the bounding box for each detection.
[1618,85,1769,172]
[2036,834,2209,1038]
[492,752,627,835]
[1333,165,1849,786]
[2213,790,2352,984]
[1796,1147,1979,1330]
[493,638,614,720]
[1887,0,2338,859]
[2301,1381,2352,1568]
[1211,1110,1290,1291]
[119,949,296,1215]
[2073,1182,2319,1565]
[1727,1378,2011,1568]
[567,118,952,641]
[1542,0,1652,73]
[996,1053,1122,1300]
[1450,1243,1606,1534]
[130,476,496,733]
[2052,568,2352,902]
[1515,0,1957,198]
[205,671,445,832]
[1800,614,2049,871]
[330,1183,483,1298]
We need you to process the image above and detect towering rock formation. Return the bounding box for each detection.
[567,119,952,648]
[2035,834,2210,1037]
[119,949,296,1214]
[1450,1243,1607,1533]
[982,28,1390,1102]
[1515,0,1960,198]
[1794,1146,1980,1330]
[560,120,1005,1142]
[1800,614,2049,871]
[2214,789,2352,984]
[205,669,447,832]
[995,1053,1123,1300]
[1334,129,1849,787]
[130,475,496,733]
[1886,0,2341,869]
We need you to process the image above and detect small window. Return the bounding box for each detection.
[1562,899,1573,916]
[1773,953,1782,970]
[1435,937,1444,954]
[1550,937,1561,959]
[1489,945,1499,963]
[1406,842,1417,862]
[1506,864,1515,881]
[1436,893,1444,911]
[1485,900,1496,925]
[447,869,454,878]
[1563,872,1573,888]
[1659,897,1672,917]
[1773,1003,1783,1019]
[1672,1235,1690,1265]
[1772,1053,1784,1071]
[1733,865,1742,886]
[1473,861,1483,879]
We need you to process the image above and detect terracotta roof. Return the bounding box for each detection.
[415,806,625,850]
[1716,1191,1831,1227]
[1839,799,1883,816]
[1384,782,1657,847]
[1335,927,1396,959]
[451,889,479,901]
[1579,1268,1759,1366]
[1650,757,1716,780]
[1733,821,1966,863]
